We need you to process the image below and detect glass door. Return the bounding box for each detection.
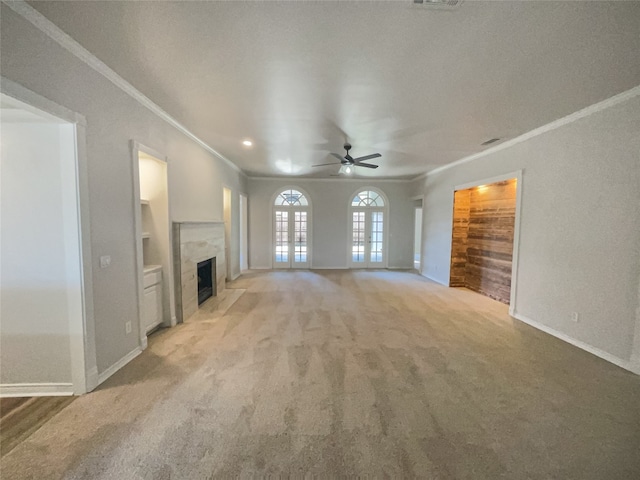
[350,209,385,268]
[274,210,289,267]
[273,208,309,268]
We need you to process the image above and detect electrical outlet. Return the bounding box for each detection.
[570,312,579,323]
[125,321,132,334]
[100,255,111,268]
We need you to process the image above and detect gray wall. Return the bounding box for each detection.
[248,179,415,269]
[414,93,640,369]
[1,5,247,376]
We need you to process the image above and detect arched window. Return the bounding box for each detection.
[349,188,388,268]
[272,188,311,268]
[274,189,308,206]
[351,190,385,207]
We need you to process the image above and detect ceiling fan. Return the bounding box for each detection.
[312,143,381,173]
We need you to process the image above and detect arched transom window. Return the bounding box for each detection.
[275,189,308,206]
[351,190,385,207]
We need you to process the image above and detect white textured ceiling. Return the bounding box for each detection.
[30,1,640,178]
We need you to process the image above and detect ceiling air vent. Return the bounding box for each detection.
[481,138,501,146]
[412,0,463,9]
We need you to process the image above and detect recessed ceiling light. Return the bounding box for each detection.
[242,139,253,147]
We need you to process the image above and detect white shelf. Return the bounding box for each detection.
[140,199,150,205]
[142,232,151,239]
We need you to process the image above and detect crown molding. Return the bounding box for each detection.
[246,175,413,183]
[417,83,640,180]
[2,0,245,177]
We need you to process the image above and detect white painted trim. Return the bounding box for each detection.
[131,141,176,338]
[411,171,428,183]
[511,312,639,375]
[0,383,74,398]
[1,79,98,396]
[454,171,521,193]
[248,176,413,183]
[309,266,349,270]
[239,193,249,273]
[130,141,147,351]
[0,76,85,125]
[2,0,244,176]
[86,366,99,392]
[222,185,233,281]
[248,266,271,270]
[97,346,143,385]
[422,273,448,286]
[423,84,640,178]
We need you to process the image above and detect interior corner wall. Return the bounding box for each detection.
[416,93,640,368]
[247,179,415,269]
[1,6,247,376]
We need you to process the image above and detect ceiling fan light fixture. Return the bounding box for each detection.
[339,165,353,175]
[412,0,463,9]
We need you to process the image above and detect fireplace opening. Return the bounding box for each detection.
[197,257,216,305]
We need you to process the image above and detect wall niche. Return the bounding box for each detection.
[450,178,517,304]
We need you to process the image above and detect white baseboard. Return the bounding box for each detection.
[422,273,448,286]
[310,266,348,270]
[511,311,638,375]
[0,383,74,397]
[97,346,143,385]
[86,366,99,392]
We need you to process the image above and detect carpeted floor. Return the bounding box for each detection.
[1,270,639,479]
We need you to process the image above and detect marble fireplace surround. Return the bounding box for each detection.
[173,222,226,322]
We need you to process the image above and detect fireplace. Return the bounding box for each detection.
[173,221,226,322]
[197,257,216,305]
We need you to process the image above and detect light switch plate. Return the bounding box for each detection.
[100,255,111,268]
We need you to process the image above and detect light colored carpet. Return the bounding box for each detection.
[1,270,639,479]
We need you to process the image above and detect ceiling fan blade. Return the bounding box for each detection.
[355,162,379,169]
[312,162,341,167]
[353,153,382,162]
[330,153,346,162]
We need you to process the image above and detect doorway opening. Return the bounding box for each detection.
[133,144,174,344]
[223,187,232,280]
[450,178,517,304]
[413,198,423,271]
[1,92,94,396]
[239,193,248,272]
